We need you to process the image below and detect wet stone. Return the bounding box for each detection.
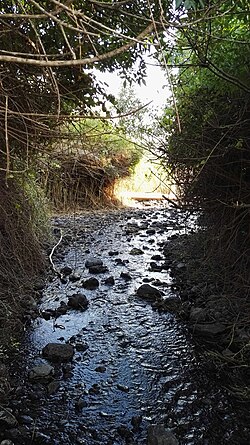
[62,364,73,379]
[19,415,34,426]
[137,284,163,301]
[99,411,114,419]
[147,425,179,445]
[176,262,186,270]
[146,228,156,235]
[75,342,88,352]
[104,276,115,285]
[55,301,68,316]
[160,296,181,312]
[88,265,108,274]
[29,364,54,382]
[150,262,163,272]
[67,293,89,310]
[129,248,144,255]
[69,274,81,282]
[125,226,139,235]
[82,277,99,290]
[120,272,132,281]
[115,258,126,265]
[117,425,132,439]
[42,343,74,362]
[40,309,55,320]
[60,266,73,276]
[34,432,51,444]
[75,398,88,411]
[151,254,163,261]
[27,389,45,403]
[131,415,142,429]
[95,366,106,373]
[47,381,60,395]
[85,258,103,268]
[117,384,129,392]
[23,295,37,310]
[89,383,100,394]
[108,251,119,256]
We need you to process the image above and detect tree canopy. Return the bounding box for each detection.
[0,0,173,173]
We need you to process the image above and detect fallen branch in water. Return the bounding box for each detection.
[49,228,63,276]
[162,194,181,209]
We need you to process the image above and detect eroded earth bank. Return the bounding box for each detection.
[1,206,250,445]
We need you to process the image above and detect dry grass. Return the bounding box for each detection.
[40,151,130,211]
[0,173,46,346]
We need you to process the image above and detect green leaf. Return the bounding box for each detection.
[184,0,196,9]
[235,139,243,150]
[175,0,183,8]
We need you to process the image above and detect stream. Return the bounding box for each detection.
[5,205,250,444]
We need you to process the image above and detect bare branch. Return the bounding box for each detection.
[0,22,155,66]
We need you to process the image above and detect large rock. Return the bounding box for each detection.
[82,277,99,290]
[42,343,74,362]
[67,293,89,310]
[137,284,163,301]
[29,364,54,381]
[147,425,178,445]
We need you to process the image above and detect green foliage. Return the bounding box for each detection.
[19,171,51,243]
[114,85,148,141]
[160,0,250,205]
[67,118,142,172]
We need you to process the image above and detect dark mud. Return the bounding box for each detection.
[3,207,250,444]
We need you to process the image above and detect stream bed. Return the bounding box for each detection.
[5,206,250,444]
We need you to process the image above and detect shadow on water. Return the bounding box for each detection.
[8,206,250,444]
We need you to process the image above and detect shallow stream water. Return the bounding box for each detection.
[7,206,250,444]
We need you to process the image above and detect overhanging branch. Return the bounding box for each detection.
[0,23,155,67]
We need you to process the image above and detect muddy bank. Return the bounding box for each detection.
[1,207,250,445]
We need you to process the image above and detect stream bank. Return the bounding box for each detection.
[1,206,250,444]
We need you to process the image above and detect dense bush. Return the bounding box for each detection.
[39,119,142,210]
[160,1,250,264]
